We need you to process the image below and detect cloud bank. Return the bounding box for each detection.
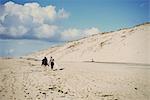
[0,1,100,41]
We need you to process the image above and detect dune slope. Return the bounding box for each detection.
[26,23,150,64]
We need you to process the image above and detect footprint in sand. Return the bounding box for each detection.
[134,87,138,90]
[101,94,113,97]
[26,92,30,95]
[36,94,39,97]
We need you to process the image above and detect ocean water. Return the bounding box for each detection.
[0,39,63,57]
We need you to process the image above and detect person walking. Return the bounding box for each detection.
[41,57,49,66]
[49,57,54,70]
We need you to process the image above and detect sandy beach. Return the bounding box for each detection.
[0,1,149,100]
[0,23,149,100]
[0,58,149,100]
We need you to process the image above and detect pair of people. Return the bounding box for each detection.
[41,56,54,70]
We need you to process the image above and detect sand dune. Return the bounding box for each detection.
[0,58,149,100]
[25,23,150,64]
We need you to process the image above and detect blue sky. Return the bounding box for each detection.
[0,0,149,41]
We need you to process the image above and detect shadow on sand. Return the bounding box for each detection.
[85,61,150,66]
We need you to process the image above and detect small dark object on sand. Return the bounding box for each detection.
[42,92,46,95]
[59,68,64,70]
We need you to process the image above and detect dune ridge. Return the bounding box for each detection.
[25,23,150,64]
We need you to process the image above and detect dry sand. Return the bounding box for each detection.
[0,58,149,100]
[25,23,150,64]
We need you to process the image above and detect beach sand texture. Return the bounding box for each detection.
[0,58,149,100]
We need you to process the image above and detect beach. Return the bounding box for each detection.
[0,58,149,100]
[0,1,149,100]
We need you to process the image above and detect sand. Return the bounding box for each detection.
[0,58,149,100]
[25,23,150,64]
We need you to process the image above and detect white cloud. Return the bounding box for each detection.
[0,1,100,41]
[4,1,59,23]
[83,27,100,36]
[33,24,58,38]
[0,24,28,37]
[61,28,81,41]
[7,26,28,37]
[61,27,100,41]
[0,1,69,39]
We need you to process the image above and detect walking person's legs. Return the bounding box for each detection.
[52,65,53,70]
[50,64,52,69]
[51,62,54,70]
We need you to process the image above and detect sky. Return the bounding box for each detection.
[0,0,149,41]
[0,39,63,57]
